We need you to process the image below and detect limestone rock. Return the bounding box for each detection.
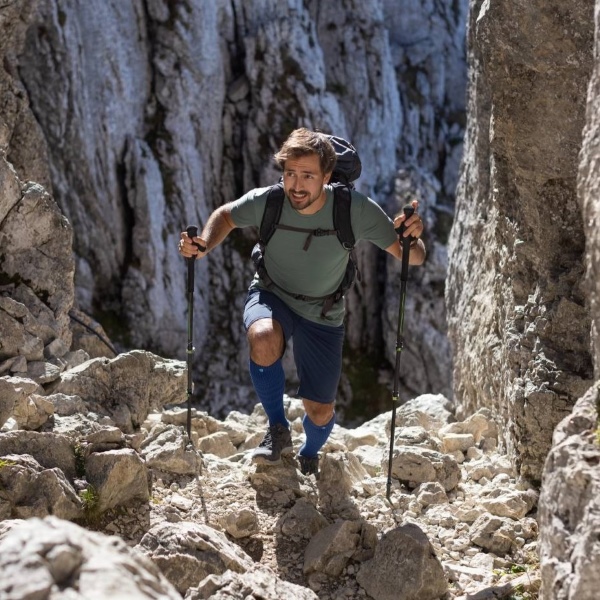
[187,564,318,600]
[0,182,74,354]
[279,498,329,541]
[446,0,594,483]
[0,516,181,599]
[140,424,201,475]
[387,445,461,491]
[0,454,83,520]
[538,384,600,599]
[0,430,76,480]
[304,520,365,577]
[220,507,259,539]
[196,431,237,458]
[137,521,253,595]
[85,449,150,514]
[469,513,519,555]
[51,351,186,432]
[317,451,369,519]
[357,523,447,600]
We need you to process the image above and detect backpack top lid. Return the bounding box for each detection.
[327,135,362,186]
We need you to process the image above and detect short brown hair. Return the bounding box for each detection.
[274,128,337,174]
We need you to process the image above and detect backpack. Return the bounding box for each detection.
[251,135,362,318]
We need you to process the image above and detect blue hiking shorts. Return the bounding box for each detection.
[243,288,345,404]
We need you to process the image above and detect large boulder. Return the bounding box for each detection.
[446,0,595,482]
[538,384,600,599]
[0,516,181,599]
[50,351,186,432]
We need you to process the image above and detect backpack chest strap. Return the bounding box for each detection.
[272,223,338,251]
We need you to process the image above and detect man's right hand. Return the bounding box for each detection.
[179,232,207,259]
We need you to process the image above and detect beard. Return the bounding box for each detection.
[287,188,323,211]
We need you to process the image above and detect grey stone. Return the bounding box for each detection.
[0,454,83,520]
[387,445,461,491]
[137,521,253,595]
[279,499,329,540]
[51,351,186,433]
[140,424,201,475]
[85,449,149,514]
[357,523,447,600]
[538,384,600,599]
[187,564,318,600]
[0,517,181,599]
[0,431,76,480]
[304,520,364,577]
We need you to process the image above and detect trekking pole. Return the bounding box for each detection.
[386,205,415,502]
[185,225,206,444]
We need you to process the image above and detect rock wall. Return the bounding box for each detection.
[538,2,600,595]
[6,0,467,415]
[579,0,600,382]
[0,0,75,380]
[446,0,595,482]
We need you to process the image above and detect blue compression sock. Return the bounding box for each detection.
[249,359,288,427]
[299,413,335,458]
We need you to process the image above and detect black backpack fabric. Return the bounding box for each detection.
[251,134,362,318]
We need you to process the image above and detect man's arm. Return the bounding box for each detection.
[178,203,237,259]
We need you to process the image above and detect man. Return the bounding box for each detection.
[179,128,425,477]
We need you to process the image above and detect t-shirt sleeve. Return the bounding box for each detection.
[352,192,398,250]
[229,187,270,228]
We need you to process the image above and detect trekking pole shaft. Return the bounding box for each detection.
[185,225,199,442]
[387,205,414,501]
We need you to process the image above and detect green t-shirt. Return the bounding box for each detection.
[230,185,398,326]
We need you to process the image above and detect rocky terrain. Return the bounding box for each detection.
[0,357,541,599]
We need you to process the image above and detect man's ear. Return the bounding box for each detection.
[323,172,332,184]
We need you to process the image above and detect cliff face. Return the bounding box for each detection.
[4,0,466,414]
[446,0,594,483]
[1,0,75,375]
[537,1,600,596]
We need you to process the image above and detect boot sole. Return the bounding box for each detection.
[251,446,294,465]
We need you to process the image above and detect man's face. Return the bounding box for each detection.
[282,154,331,213]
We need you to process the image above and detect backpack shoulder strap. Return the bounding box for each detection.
[259,183,285,244]
[332,183,355,250]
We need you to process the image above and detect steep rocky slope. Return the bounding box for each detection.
[0,366,541,600]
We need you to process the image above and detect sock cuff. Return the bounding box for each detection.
[303,412,335,430]
[249,358,283,377]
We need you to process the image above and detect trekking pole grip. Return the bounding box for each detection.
[395,204,415,280]
[394,204,415,240]
[186,225,207,253]
[185,226,201,294]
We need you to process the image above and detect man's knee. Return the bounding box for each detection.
[302,399,335,426]
[248,319,284,366]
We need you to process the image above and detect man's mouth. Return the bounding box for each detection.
[290,191,308,201]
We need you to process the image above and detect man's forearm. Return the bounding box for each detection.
[200,205,237,252]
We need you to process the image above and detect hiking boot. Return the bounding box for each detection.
[298,454,319,478]
[252,423,293,464]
